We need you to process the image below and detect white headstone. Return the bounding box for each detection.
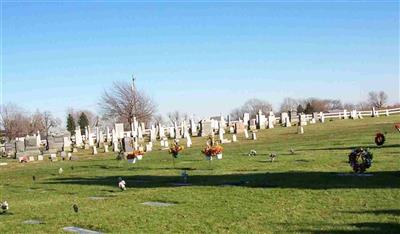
[219,129,224,141]
[244,129,249,139]
[138,126,143,140]
[298,126,304,134]
[75,128,83,146]
[252,132,257,140]
[115,123,125,139]
[169,127,175,138]
[146,144,152,152]
[159,124,165,139]
[106,127,110,142]
[36,131,41,147]
[190,118,197,136]
[113,140,119,152]
[186,136,192,148]
[268,116,275,129]
[92,146,98,155]
[319,112,325,123]
[232,134,237,142]
[343,109,348,119]
[243,113,250,126]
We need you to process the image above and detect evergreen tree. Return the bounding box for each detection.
[78,112,89,132]
[66,114,76,135]
[304,103,315,114]
[297,104,304,114]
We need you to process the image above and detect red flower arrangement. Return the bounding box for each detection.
[395,123,400,132]
[374,133,385,146]
[127,150,145,160]
[169,145,184,158]
[202,145,224,157]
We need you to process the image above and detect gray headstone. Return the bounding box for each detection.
[122,137,134,152]
[142,201,175,207]
[63,226,103,234]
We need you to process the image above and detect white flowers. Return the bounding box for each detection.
[270,153,277,162]
[1,201,9,213]
[118,177,126,191]
[248,150,257,157]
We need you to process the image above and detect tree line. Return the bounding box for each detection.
[230,91,393,119]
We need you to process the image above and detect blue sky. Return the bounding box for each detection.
[2,1,399,120]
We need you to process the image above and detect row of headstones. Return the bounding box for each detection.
[3,133,73,159]
[73,106,390,153]
[17,152,74,163]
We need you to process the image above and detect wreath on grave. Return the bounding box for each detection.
[348,148,373,173]
[169,144,184,158]
[395,123,400,132]
[374,133,385,146]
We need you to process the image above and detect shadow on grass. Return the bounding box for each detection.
[299,222,400,233]
[44,171,400,189]
[298,144,400,152]
[345,209,400,216]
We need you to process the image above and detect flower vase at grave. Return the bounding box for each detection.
[205,156,213,161]
[136,155,143,160]
[217,153,223,160]
[128,158,137,164]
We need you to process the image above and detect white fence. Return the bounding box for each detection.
[322,107,400,119]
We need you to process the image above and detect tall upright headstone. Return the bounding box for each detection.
[158,124,165,139]
[257,110,266,129]
[319,112,325,123]
[200,120,213,137]
[106,127,111,142]
[343,109,348,119]
[36,131,41,147]
[243,113,250,126]
[115,123,124,139]
[267,116,275,129]
[87,127,94,146]
[190,118,197,136]
[75,128,83,147]
[169,127,175,138]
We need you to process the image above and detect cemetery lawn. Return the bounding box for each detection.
[1,117,399,233]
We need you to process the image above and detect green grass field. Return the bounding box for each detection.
[1,116,399,233]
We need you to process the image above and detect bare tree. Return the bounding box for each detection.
[280,97,299,112]
[355,101,371,111]
[230,107,244,120]
[42,111,60,137]
[343,103,356,110]
[229,98,273,119]
[368,91,388,108]
[31,109,46,133]
[242,98,273,117]
[0,103,31,140]
[100,80,157,126]
[36,111,61,149]
[152,114,165,125]
[167,110,188,124]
